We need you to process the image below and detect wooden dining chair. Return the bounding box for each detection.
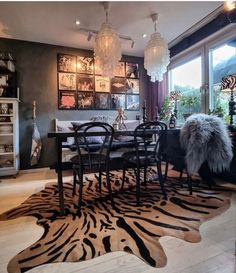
[121,121,167,205]
[70,122,115,210]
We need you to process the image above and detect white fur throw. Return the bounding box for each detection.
[180,113,233,175]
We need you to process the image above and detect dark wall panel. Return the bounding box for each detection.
[0,38,148,169]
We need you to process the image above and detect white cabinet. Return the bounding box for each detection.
[0,98,19,176]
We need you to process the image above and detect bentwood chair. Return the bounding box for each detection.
[71,122,115,210]
[121,121,167,205]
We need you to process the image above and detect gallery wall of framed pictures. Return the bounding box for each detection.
[57,53,140,110]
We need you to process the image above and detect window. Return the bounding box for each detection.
[168,25,236,123]
[169,56,202,122]
[209,38,236,122]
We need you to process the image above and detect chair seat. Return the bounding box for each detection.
[122,150,157,166]
[71,153,106,167]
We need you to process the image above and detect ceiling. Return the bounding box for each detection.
[0,1,223,57]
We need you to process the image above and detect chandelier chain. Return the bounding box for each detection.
[154,21,157,33]
[106,11,108,23]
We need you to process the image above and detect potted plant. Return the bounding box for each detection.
[160,97,171,121]
[180,95,198,119]
[208,106,224,118]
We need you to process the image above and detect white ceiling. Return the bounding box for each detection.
[0,1,223,57]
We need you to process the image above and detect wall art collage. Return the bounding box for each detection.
[57,53,140,110]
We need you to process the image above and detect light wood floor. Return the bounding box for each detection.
[0,169,235,273]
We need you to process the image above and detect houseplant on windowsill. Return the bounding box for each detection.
[180,95,198,120]
[160,96,171,122]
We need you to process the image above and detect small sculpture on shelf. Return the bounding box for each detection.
[113,108,127,130]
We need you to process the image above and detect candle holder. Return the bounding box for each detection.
[142,105,147,123]
[173,100,178,119]
[170,91,182,119]
[155,106,160,121]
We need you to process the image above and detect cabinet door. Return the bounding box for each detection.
[0,99,19,176]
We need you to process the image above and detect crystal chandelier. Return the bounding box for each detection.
[94,2,122,78]
[144,13,170,82]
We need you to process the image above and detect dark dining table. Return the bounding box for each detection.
[48,129,141,214]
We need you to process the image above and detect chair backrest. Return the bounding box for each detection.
[134,121,167,162]
[72,122,114,169]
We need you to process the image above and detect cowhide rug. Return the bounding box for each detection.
[0,169,232,273]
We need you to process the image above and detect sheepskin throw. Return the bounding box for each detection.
[180,113,233,175]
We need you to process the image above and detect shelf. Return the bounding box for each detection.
[0,97,19,102]
[0,166,14,170]
[0,122,13,124]
[0,152,13,155]
[0,114,13,117]
[0,133,13,136]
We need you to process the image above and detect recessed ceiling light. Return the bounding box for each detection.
[224,0,236,11]
[142,34,147,38]
[75,20,80,25]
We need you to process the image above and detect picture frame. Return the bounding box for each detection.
[114,62,125,77]
[77,92,94,110]
[77,74,94,91]
[77,56,94,74]
[58,90,77,110]
[57,54,76,72]
[111,94,126,110]
[127,94,140,110]
[56,52,141,111]
[95,76,110,92]
[126,62,139,78]
[126,78,139,93]
[111,77,126,93]
[95,93,110,110]
[58,73,76,90]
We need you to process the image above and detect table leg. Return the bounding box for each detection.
[56,138,65,215]
[57,169,65,215]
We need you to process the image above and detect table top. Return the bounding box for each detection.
[47,128,181,138]
[47,129,136,138]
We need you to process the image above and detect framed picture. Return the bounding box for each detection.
[0,75,7,86]
[126,62,139,78]
[95,93,110,110]
[111,77,126,93]
[126,78,139,93]
[77,74,94,91]
[77,56,94,74]
[111,94,126,110]
[114,62,125,77]
[95,76,110,92]
[57,54,76,72]
[58,73,76,90]
[58,90,77,110]
[127,94,140,110]
[77,92,94,109]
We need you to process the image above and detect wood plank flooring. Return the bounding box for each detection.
[0,169,235,273]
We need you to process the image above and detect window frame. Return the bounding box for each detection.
[168,24,236,114]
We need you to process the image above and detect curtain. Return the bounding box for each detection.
[148,72,168,121]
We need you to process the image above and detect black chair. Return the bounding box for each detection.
[121,121,167,205]
[71,122,114,210]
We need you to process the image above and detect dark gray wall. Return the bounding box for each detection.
[0,38,149,169]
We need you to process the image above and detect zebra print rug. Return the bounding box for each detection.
[0,169,232,273]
